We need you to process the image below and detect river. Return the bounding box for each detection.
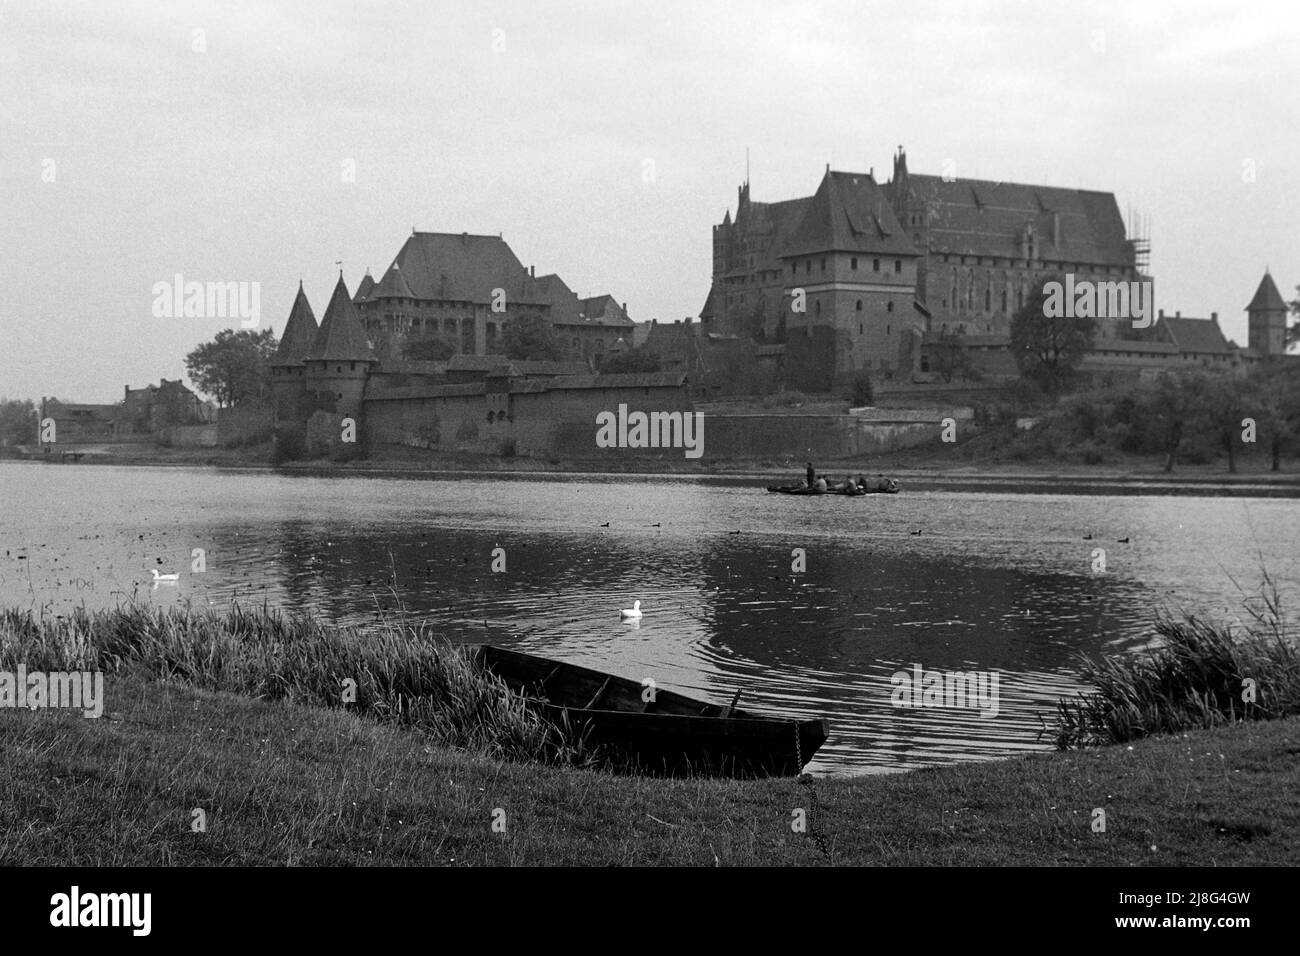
[1,461,1295,775]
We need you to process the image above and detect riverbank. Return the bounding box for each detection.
[2,674,1296,865]
[8,443,1300,491]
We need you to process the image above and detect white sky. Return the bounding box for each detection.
[2,0,1297,402]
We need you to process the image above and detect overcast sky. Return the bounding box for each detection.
[2,0,1297,403]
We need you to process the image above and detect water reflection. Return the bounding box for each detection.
[1,462,1295,774]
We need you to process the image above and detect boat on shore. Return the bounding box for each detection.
[767,475,901,495]
[469,644,829,777]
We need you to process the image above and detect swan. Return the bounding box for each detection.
[620,600,642,619]
[150,569,179,583]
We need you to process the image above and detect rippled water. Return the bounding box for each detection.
[1,461,1296,775]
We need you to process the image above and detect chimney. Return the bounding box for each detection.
[1158,309,1165,319]
[622,302,627,315]
[124,385,129,400]
[1052,212,1060,248]
[1175,311,1181,318]
[530,265,535,278]
[1211,312,1218,321]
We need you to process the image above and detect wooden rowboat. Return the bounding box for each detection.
[469,644,829,777]
[767,476,901,495]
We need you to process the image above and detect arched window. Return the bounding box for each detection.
[886,301,894,313]
[985,289,991,311]
[855,300,863,311]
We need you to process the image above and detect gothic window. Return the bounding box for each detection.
[894,260,902,273]
[1001,289,1008,312]
[851,257,858,270]
[985,289,991,311]
[887,301,894,313]
[873,258,880,272]
[887,325,891,335]
[856,300,863,311]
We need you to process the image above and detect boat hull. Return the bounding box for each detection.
[470,644,829,777]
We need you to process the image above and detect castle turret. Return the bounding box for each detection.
[304,273,378,422]
[1246,269,1289,356]
[269,281,318,423]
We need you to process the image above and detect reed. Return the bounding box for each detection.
[1049,580,1300,748]
[0,602,590,765]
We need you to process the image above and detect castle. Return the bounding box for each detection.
[268,266,689,460]
[701,147,1290,390]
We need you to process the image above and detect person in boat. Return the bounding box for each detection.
[806,462,815,488]
[814,476,827,493]
[857,475,867,492]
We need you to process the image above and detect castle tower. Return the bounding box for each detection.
[304,273,378,422]
[269,281,318,424]
[1246,269,1289,356]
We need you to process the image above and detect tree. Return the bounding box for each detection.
[184,328,278,408]
[403,336,457,361]
[1138,369,1208,473]
[500,314,562,361]
[602,346,661,373]
[0,398,37,447]
[1009,273,1096,392]
[933,328,971,383]
[1202,373,1257,474]
[1288,285,1300,350]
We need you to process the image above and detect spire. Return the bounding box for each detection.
[271,283,319,367]
[353,268,376,303]
[307,274,377,363]
[1246,270,1287,312]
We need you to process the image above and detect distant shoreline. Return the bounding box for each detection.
[6,446,1300,495]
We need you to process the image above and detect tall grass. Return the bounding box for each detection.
[0,602,590,765]
[1049,582,1300,748]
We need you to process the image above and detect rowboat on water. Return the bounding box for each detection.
[767,475,901,495]
[469,644,830,777]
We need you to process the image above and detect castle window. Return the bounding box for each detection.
[894,260,902,273]
[820,258,826,273]
[337,365,342,372]
[859,323,863,334]
[1001,290,1008,312]
[985,289,991,311]
[351,363,356,371]
[855,300,862,311]
[873,259,880,272]
[887,325,891,335]
[488,411,495,423]
[815,301,821,315]
[851,257,858,270]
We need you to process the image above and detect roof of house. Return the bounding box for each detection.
[307,275,378,363]
[1246,271,1288,312]
[579,295,634,327]
[783,170,917,258]
[895,174,1133,266]
[271,281,319,367]
[1159,315,1232,354]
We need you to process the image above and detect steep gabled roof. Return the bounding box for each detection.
[354,270,375,303]
[897,175,1132,266]
[1159,315,1232,355]
[1246,271,1288,312]
[271,281,319,367]
[580,295,634,326]
[370,262,415,300]
[307,274,377,363]
[782,170,917,258]
[388,232,539,305]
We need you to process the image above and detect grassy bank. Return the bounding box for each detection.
[1,602,1298,864]
[2,675,1296,865]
